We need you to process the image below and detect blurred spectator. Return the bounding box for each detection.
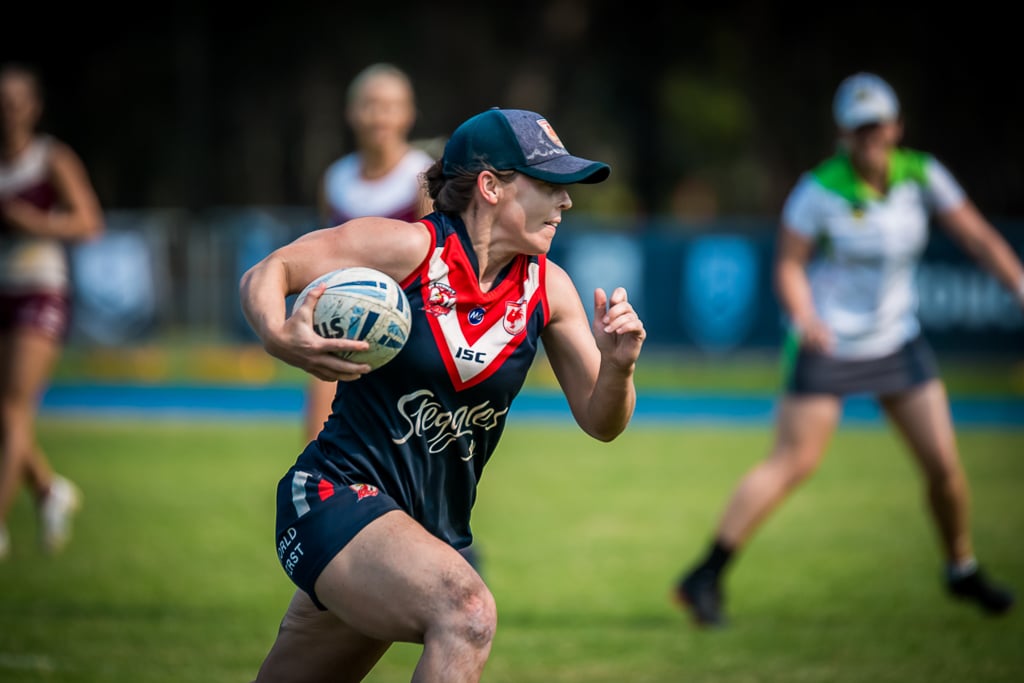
[0,63,103,559]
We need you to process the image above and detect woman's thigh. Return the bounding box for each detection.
[255,588,392,683]
[880,379,960,478]
[313,509,492,644]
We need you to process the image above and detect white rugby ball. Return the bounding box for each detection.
[293,267,412,370]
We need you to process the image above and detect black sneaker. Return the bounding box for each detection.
[674,569,725,627]
[947,567,1015,616]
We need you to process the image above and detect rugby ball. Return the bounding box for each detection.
[292,267,412,370]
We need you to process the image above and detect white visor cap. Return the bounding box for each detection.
[833,72,900,130]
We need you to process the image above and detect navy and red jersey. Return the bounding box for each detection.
[295,211,550,548]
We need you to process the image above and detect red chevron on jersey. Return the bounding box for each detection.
[317,478,334,501]
[421,231,547,391]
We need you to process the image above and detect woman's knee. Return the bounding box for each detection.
[462,586,497,648]
[923,457,967,496]
[437,572,496,649]
[766,445,822,487]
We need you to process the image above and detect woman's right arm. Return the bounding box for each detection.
[774,225,832,353]
[239,217,430,380]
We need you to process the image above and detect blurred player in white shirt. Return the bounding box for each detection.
[306,63,434,443]
[676,72,1024,627]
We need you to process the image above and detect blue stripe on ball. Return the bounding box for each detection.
[328,284,389,301]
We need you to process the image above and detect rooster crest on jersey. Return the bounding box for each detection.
[292,267,412,371]
[503,299,527,335]
[425,281,457,317]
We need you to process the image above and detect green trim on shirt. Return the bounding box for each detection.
[811,148,930,205]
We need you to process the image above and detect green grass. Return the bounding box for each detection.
[2,419,1022,682]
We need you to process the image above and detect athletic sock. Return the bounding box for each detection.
[696,538,735,578]
[947,556,979,581]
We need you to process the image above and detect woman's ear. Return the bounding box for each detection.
[476,171,502,206]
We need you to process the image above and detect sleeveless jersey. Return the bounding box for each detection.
[295,212,550,548]
[782,148,966,358]
[322,147,434,225]
[0,136,67,292]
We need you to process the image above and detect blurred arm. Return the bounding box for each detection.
[2,142,104,241]
[774,225,832,352]
[936,201,1024,307]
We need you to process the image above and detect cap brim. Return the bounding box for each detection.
[838,106,897,130]
[517,155,610,184]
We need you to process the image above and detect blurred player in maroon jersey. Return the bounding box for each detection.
[0,63,103,559]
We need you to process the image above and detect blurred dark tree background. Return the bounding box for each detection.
[5,0,1021,223]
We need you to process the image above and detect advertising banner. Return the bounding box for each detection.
[553,220,1024,355]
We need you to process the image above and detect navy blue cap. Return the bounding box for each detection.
[441,108,610,184]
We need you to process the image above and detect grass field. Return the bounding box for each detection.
[2,417,1022,682]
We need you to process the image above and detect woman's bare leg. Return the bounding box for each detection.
[256,510,495,682]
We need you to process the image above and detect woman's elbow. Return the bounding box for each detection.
[86,214,105,240]
[70,206,104,241]
[590,429,621,443]
[580,418,630,443]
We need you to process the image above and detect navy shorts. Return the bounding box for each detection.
[785,334,939,397]
[275,467,401,610]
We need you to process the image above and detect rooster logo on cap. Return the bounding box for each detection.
[536,119,565,148]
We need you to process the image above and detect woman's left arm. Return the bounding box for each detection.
[541,262,646,441]
[2,141,104,241]
[937,201,1024,308]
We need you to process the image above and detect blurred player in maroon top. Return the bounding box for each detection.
[0,63,103,559]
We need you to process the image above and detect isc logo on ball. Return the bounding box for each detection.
[293,267,412,371]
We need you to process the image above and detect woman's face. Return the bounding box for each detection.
[496,174,573,255]
[0,71,41,139]
[346,74,415,152]
[843,119,902,176]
